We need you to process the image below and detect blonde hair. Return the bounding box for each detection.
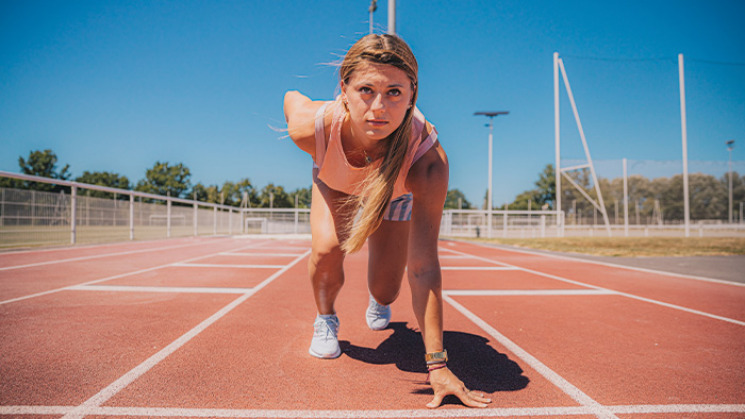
[339,34,418,254]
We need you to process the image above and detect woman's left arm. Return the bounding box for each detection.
[406,141,491,409]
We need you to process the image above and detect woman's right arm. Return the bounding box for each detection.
[283,90,327,160]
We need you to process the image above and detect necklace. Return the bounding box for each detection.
[363,150,372,164]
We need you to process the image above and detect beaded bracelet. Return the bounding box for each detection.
[426,362,447,383]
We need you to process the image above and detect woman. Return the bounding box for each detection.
[284,34,491,409]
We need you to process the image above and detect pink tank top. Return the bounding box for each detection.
[312,99,437,198]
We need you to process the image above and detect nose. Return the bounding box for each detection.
[370,93,385,111]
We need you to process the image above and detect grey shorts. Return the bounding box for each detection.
[384,193,413,221]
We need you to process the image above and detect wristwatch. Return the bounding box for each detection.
[424,350,448,364]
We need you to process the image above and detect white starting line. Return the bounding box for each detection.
[2,403,744,418]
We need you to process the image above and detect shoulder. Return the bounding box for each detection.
[283,91,334,157]
[406,140,448,199]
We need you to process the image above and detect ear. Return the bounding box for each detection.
[340,80,347,101]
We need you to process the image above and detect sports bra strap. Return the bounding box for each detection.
[313,102,331,167]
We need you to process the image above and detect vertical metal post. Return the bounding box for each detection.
[387,0,395,35]
[727,140,734,224]
[129,193,134,240]
[502,205,508,238]
[71,186,77,244]
[369,0,377,34]
[554,52,562,236]
[193,197,198,237]
[487,120,493,238]
[679,54,691,237]
[623,158,629,237]
[213,206,217,235]
[167,198,172,238]
[229,207,233,235]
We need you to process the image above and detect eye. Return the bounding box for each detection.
[359,86,373,94]
[388,88,402,97]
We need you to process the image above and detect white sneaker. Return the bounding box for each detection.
[309,314,341,359]
[366,294,391,331]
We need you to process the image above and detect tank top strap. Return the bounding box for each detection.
[313,101,331,167]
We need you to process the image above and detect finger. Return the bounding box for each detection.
[457,388,488,408]
[468,390,492,404]
[426,392,445,409]
[461,395,488,408]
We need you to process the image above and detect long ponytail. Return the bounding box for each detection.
[338,34,418,254]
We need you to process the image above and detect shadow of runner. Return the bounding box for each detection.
[340,322,529,398]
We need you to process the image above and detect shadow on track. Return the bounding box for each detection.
[340,321,529,398]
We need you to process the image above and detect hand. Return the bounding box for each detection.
[426,366,492,408]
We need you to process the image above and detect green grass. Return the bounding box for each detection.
[467,236,745,257]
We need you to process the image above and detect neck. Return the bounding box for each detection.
[341,114,384,164]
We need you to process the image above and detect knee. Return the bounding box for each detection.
[310,242,345,271]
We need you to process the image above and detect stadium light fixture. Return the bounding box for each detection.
[474,111,509,238]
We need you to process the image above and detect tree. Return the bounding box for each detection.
[258,184,292,208]
[533,164,556,209]
[289,186,312,208]
[221,178,257,207]
[135,162,191,198]
[444,189,472,209]
[75,171,131,198]
[1,149,72,192]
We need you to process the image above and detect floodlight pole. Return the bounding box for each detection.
[727,139,735,224]
[475,111,509,238]
[679,54,691,237]
[369,0,377,34]
[388,0,396,35]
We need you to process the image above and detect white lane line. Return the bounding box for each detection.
[0,240,221,271]
[519,266,745,327]
[3,404,745,417]
[475,243,745,288]
[441,266,520,271]
[444,289,616,296]
[69,285,253,294]
[444,295,618,419]
[219,252,305,257]
[60,249,310,419]
[180,262,286,269]
[172,263,285,269]
[0,241,268,306]
[445,247,745,327]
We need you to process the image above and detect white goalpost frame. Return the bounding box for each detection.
[553,53,612,236]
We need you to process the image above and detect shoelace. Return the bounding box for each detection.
[369,299,388,315]
[314,318,338,339]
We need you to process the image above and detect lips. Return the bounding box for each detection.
[367,119,388,127]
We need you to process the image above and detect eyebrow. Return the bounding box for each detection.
[357,82,406,88]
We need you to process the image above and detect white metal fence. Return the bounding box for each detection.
[0,171,243,248]
[3,171,744,249]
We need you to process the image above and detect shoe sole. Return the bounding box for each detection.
[308,347,342,359]
[366,316,390,331]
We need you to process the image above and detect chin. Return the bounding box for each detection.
[365,131,393,141]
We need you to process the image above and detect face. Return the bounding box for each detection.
[341,62,415,143]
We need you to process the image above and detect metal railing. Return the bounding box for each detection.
[5,170,743,249]
[0,171,243,247]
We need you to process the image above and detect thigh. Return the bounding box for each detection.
[367,218,410,301]
[310,176,355,251]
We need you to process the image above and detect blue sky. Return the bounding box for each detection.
[1,0,744,206]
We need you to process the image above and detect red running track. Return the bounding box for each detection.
[0,236,743,418]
